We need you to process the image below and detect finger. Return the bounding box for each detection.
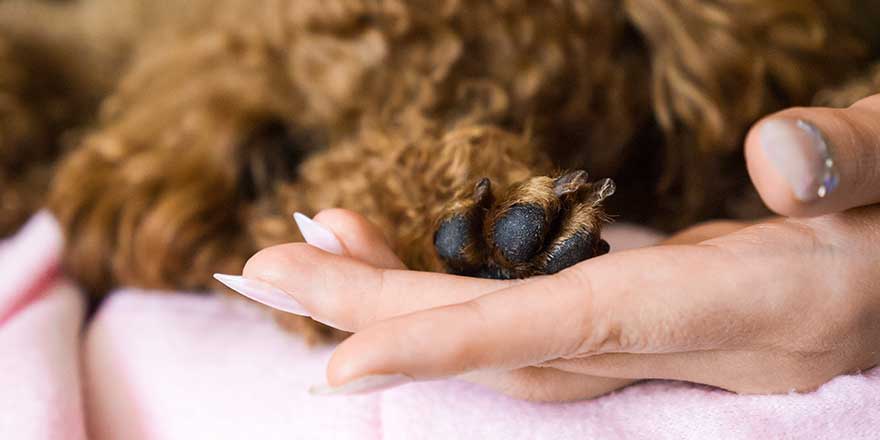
[242,243,516,331]
[324,233,818,385]
[461,367,637,402]
[746,94,880,217]
[544,351,766,390]
[542,347,877,395]
[309,209,406,269]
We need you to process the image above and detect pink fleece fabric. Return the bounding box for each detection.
[83,290,880,440]
[4,213,880,439]
[0,211,63,325]
[0,213,86,440]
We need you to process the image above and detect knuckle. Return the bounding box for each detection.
[559,269,634,355]
[561,267,661,355]
[574,311,641,355]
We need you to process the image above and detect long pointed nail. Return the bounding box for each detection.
[213,274,309,316]
[309,374,413,396]
[760,119,839,202]
[293,213,345,255]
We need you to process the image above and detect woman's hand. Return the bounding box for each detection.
[234,94,880,401]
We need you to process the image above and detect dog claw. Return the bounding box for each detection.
[553,170,589,197]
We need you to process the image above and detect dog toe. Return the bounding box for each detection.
[433,178,493,273]
[491,203,547,264]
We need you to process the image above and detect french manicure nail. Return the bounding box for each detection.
[293,212,345,255]
[213,274,309,316]
[309,374,413,396]
[760,118,840,201]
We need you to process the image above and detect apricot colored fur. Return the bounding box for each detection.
[1,0,879,341]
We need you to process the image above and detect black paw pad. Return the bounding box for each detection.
[596,239,610,257]
[492,204,546,264]
[434,173,614,280]
[434,214,479,269]
[543,232,597,274]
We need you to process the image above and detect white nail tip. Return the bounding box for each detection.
[308,374,413,396]
[213,274,309,316]
[293,212,345,256]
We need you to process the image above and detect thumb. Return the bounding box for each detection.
[746,94,880,217]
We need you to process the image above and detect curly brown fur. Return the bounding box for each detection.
[1,0,880,341]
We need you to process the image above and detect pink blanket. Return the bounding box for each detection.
[4,213,880,439]
[0,213,86,440]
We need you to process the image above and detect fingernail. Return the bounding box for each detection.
[213,274,309,316]
[293,212,345,255]
[760,118,840,201]
[309,374,413,396]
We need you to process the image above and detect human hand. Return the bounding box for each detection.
[221,94,880,401]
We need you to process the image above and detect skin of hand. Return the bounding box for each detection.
[240,94,880,401]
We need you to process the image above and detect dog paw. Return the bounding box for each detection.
[434,170,615,279]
